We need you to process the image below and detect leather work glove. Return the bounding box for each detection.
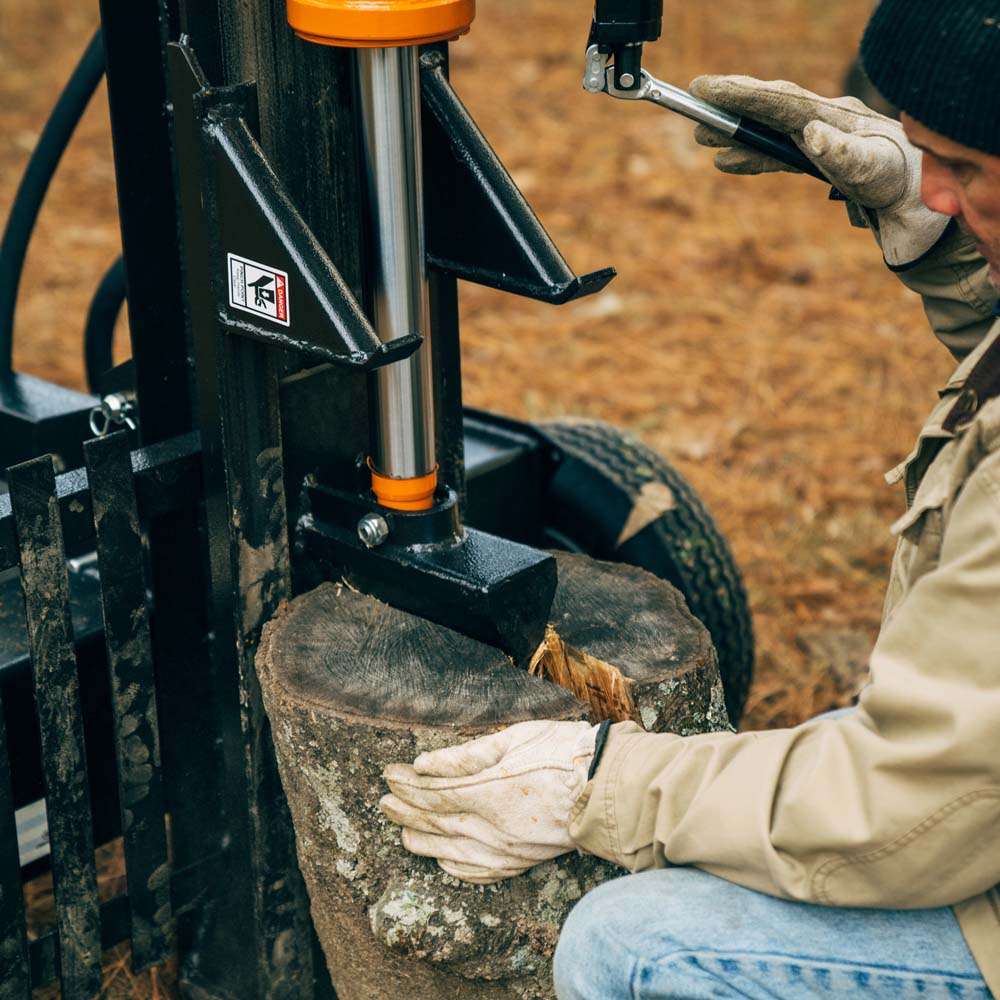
[688,75,950,269]
[380,720,600,884]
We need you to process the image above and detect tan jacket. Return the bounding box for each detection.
[569,227,1000,995]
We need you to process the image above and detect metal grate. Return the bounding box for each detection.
[1,432,172,994]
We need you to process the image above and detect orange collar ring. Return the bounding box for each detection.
[287,0,475,48]
[369,464,438,511]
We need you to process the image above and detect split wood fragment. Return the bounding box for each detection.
[528,624,641,726]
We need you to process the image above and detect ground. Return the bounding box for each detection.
[1,0,959,995]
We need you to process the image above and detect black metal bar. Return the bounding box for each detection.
[192,333,314,997]
[301,501,557,666]
[98,0,193,447]
[7,457,102,1000]
[429,269,466,507]
[0,29,106,375]
[0,690,32,1000]
[421,46,465,504]
[84,432,172,972]
[205,110,415,369]
[0,431,202,573]
[420,49,616,304]
[170,38,315,999]
[84,256,127,395]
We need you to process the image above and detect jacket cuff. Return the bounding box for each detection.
[569,721,646,867]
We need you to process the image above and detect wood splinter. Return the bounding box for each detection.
[528,624,641,726]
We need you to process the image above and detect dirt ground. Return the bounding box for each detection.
[2,0,961,995]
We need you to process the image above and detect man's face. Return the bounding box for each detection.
[902,113,1000,289]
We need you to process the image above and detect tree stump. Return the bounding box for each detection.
[257,552,730,1000]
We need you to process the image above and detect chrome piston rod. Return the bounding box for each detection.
[356,46,437,481]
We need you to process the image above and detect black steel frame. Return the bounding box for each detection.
[0,1,612,997]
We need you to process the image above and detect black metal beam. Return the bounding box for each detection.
[169,35,315,1000]
[301,491,557,666]
[8,457,102,1000]
[98,0,193,446]
[203,107,414,368]
[215,0,371,567]
[85,432,172,973]
[420,49,616,303]
[0,690,31,1000]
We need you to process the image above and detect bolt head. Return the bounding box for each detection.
[619,72,635,88]
[357,513,390,548]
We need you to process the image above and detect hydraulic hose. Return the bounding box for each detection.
[84,255,126,393]
[0,29,106,375]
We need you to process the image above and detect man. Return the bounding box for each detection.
[380,1,1000,996]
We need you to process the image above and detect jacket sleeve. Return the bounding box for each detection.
[569,450,1000,909]
[896,224,996,362]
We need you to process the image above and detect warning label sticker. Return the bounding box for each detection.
[227,253,290,326]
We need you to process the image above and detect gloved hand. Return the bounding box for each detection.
[688,75,950,268]
[380,720,599,884]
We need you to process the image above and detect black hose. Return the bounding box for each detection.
[0,29,106,375]
[84,255,126,393]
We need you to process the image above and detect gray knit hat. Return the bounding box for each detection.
[861,0,1000,155]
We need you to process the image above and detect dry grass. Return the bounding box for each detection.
[2,0,952,992]
[23,837,179,998]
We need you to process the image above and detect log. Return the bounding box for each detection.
[257,552,730,1000]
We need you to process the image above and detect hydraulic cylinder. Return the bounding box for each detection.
[288,0,475,508]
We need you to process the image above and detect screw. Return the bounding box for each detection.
[357,513,390,548]
[619,72,635,88]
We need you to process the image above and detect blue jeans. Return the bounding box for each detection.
[552,867,990,999]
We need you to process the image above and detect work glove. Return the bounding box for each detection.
[688,75,951,269]
[380,720,599,884]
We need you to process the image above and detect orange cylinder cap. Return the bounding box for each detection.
[369,462,438,511]
[287,0,475,48]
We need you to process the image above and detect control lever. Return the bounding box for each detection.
[585,1,838,190]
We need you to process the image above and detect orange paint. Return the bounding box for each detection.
[369,462,438,511]
[287,0,475,48]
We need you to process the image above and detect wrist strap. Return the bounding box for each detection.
[587,719,613,781]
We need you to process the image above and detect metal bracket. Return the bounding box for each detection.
[300,480,556,666]
[168,40,416,371]
[420,49,616,305]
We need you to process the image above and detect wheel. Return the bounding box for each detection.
[537,419,754,724]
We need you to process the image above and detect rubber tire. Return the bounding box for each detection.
[537,419,754,725]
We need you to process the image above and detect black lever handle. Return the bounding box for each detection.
[732,118,828,182]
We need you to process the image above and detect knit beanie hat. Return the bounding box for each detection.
[861,0,1000,156]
